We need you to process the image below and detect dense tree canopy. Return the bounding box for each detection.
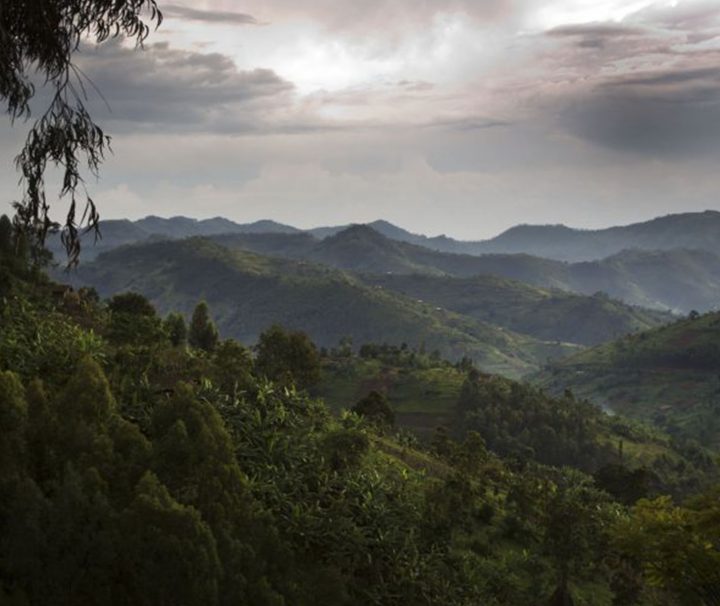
[1,237,719,605]
[1,0,162,264]
[255,324,321,390]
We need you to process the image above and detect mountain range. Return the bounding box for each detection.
[68,237,582,378]
[62,235,676,375]
[208,225,720,313]
[54,213,720,313]
[51,210,720,445]
[52,209,720,262]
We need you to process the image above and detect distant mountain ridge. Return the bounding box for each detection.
[52,211,720,312]
[309,210,720,261]
[51,209,720,263]
[48,216,301,260]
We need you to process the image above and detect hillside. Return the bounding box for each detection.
[3,219,720,606]
[535,312,720,448]
[67,238,577,377]
[307,225,445,274]
[363,273,671,346]
[213,226,720,313]
[318,354,716,495]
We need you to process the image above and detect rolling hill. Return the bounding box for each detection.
[200,229,677,346]
[317,356,717,497]
[55,214,720,313]
[211,225,720,313]
[362,273,671,346]
[309,210,720,261]
[535,312,720,448]
[67,238,578,377]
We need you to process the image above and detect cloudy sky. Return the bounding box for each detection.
[3,0,720,238]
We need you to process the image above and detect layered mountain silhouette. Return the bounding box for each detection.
[309,210,720,261]
[51,209,720,262]
[53,210,720,315]
[209,226,720,313]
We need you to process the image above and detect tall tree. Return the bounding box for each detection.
[189,302,219,353]
[1,0,162,264]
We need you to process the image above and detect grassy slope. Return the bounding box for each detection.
[317,357,704,477]
[69,238,577,377]
[318,358,466,435]
[363,273,671,346]
[535,312,720,447]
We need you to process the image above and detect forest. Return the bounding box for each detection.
[2,217,720,606]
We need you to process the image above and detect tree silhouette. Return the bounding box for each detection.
[189,301,219,353]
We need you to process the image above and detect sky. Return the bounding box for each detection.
[3,0,720,239]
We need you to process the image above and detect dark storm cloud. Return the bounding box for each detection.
[162,4,262,25]
[75,40,293,133]
[603,65,720,89]
[547,22,647,49]
[538,2,720,157]
[548,23,647,37]
[560,61,720,156]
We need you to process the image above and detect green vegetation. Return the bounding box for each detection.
[2,218,719,605]
[318,351,466,435]
[365,273,670,346]
[536,310,720,448]
[189,300,220,352]
[68,237,579,378]
[351,390,395,427]
[255,324,322,389]
[213,224,720,313]
[319,347,717,498]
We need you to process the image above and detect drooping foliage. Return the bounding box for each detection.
[1,0,162,263]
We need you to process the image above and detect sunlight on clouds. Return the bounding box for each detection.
[267,13,477,94]
[534,0,671,28]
